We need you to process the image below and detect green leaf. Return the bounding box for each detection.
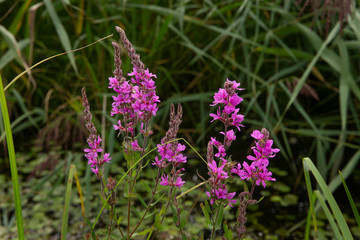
[99,192,111,210]
[0,75,24,240]
[138,228,152,236]
[180,219,186,229]
[154,208,162,229]
[0,39,29,70]
[170,203,179,225]
[44,0,78,74]
[141,180,153,195]
[303,158,354,240]
[137,193,148,208]
[61,164,76,240]
[254,46,312,60]
[84,216,97,240]
[273,22,340,131]
[215,204,224,230]
[223,223,233,240]
[339,171,360,229]
[328,150,360,193]
[117,216,124,226]
[314,190,343,240]
[204,199,212,214]
[257,196,265,203]
[200,203,212,228]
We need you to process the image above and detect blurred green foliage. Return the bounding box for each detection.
[1,0,360,239]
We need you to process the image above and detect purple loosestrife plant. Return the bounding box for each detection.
[81,26,281,240]
[109,27,162,238]
[205,79,280,239]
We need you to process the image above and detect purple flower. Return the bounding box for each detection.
[208,160,228,180]
[174,176,185,189]
[91,166,99,175]
[159,174,185,190]
[206,185,237,207]
[231,128,279,188]
[247,129,280,166]
[84,135,111,177]
[220,129,236,146]
[84,135,103,157]
[251,130,264,140]
[226,192,237,207]
[101,153,112,164]
[256,169,275,188]
[131,140,142,152]
[160,175,170,186]
[230,163,242,175]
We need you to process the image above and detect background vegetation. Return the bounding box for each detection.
[0,0,359,239]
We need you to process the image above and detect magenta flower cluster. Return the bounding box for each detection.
[109,67,160,138]
[209,80,244,131]
[206,79,245,207]
[232,129,279,188]
[206,79,279,207]
[152,104,186,190]
[155,141,187,189]
[84,136,111,176]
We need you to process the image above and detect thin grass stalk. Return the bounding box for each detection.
[3,35,112,92]
[0,74,24,240]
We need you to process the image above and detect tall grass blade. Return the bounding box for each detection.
[0,74,24,240]
[61,164,76,240]
[303,158,317,234]
[273,23,340,131]
[304,194,316,240]
[303,157,353,240]
[7,0,32,35]
[44,0,78,74]
[0,39,29,70]
[314,190,343,240]
[328,150,360,193]
[339,171,360,229]
[0,25,32,83]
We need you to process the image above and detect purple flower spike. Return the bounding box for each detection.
[206,79,245,207]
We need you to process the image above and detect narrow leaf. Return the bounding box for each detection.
[0,74,24,240]
[314,190,343,240]
[200,203,212,227]
[44,0,78,74]
[61,164,76,240]
[303,158,353,240]
[215,204,224,229]
[339,171,360,229]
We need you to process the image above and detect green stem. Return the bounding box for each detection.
[210,205,220,240]
[129,168,161,238]
[112,209,125,238]
[0,75,25,240]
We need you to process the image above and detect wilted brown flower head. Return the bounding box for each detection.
[297,0,353,35]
